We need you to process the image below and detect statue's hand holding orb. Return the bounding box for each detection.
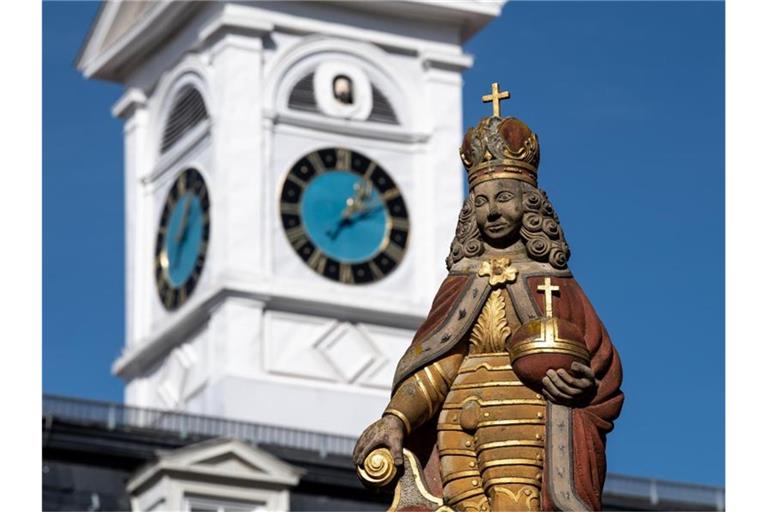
[541,362,597,407]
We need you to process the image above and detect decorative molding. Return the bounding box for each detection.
[111,88,147,119]
[143,120,212,184]
[262,35,414,129]
[421,50,475,72]
[156,343,200,410]
[260,312,409,388]
[113,284,422,381]
[264,312,340,382]
[317,323,379,383]
[269,110,429,144]
[314,61,373,121]
[197,3,274,48]
[127,438,302,512]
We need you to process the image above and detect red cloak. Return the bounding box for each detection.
[394,269,624,511]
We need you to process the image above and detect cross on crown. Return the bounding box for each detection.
[481,82,511,117]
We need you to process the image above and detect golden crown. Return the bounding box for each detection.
[459,82,540,188]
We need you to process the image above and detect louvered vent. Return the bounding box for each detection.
[368,85,399,125]
[288,73,319,113]
[161,86,209,154]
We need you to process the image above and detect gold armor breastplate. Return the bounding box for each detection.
[437,289,546,512]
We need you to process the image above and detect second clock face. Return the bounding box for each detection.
[154,168,210,310]
[279,148,410,284]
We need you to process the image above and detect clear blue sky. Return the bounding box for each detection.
[43,1,724,486]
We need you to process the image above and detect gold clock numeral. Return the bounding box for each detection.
[336,148,351,170]
[383,242,405,263]
[178,287,187,305]
[176,175,187,195]
[369,261,384,280]
[307,152,326,174]
[339,263,354,284]
[390,217,409,231]
[363,161,377,180]
[380,188,401,202]
[157,250,169,271]
[162,288,175,309]
[307,250,327,275]
[286,173,307,187]
[285,225,308,249]
[280,202,300,215]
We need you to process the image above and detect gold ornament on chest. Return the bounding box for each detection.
[478,257,518,287]
[472,257,519,354]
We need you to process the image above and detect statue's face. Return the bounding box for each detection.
[473,179,523,245]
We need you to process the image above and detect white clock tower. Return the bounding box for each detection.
[78,1,503,437]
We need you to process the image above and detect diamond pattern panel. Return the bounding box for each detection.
[317,323,378,383]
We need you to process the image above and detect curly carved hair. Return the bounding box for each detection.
[445,182,571,270]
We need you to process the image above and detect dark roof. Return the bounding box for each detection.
[43,395,724,511]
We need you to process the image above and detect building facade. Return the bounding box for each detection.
[77,0,498,439]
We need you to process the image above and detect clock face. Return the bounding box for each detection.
[279,148,410,284]
[154,168,210,310]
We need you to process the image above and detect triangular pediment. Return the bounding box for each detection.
[194,452,264,474]
[101,0,157,50]
[76,0,204,81]
[127,437,302,494]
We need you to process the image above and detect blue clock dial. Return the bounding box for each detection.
[301,171,388,263]
[280,148,410,285]
[164,194,204,286]
[155,168,210,310]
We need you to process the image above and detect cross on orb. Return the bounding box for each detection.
[482,82,511,118]
[537,277,560,318]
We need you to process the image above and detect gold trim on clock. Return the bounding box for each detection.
[278,147,410,285]
[154,168,211,311]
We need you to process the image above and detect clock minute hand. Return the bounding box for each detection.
[329,198,384,240]
[325,181,368,240]
[326,217,352,241]
[174,195,192,245]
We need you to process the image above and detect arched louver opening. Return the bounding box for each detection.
[160,86,209,154]
[368,85,399,125]
[288,73,319,113]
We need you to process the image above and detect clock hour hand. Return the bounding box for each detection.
[325,179,373,240]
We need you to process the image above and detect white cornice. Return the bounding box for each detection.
[113,281,427,380]
[111,88,147,119]
[421,50,475,72]
[327,0,505,42]
[79,1,501,83]
[196,3,274,48]
[268,110,431,144]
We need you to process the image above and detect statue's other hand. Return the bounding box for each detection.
[541,362,598,407]
[353,414,405,467]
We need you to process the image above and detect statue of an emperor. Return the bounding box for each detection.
[353,83,624,512]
